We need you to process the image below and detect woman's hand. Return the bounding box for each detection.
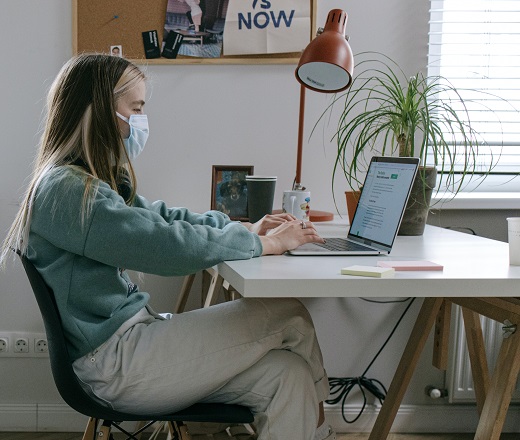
[259,220,325,255]
[245,213,297,236]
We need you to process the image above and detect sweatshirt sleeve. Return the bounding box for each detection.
[132,193,233,229]
[30,169,263,276]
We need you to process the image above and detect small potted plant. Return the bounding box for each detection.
[320,51,500,235]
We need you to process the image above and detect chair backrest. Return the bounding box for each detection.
[20,255,151,420]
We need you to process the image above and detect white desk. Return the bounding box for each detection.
[218,224,520,298]
[215,224,520,440]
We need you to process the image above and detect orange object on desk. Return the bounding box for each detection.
[271,209,333,222]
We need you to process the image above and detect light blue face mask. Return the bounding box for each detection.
[116,112,149,159]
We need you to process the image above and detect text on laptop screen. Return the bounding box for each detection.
[349,161,417,246]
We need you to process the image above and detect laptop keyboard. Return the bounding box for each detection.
[315,238,371,252]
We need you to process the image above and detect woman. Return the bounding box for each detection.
[1,54,335,440]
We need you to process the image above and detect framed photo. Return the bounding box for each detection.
[211,165,254,221]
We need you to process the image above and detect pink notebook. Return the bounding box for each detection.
[377,260,443,271]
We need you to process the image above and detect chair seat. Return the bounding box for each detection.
[78,401,253,424]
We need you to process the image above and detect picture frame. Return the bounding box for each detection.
[211,165,254,221]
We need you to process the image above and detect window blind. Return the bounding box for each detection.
[428,0,520,174]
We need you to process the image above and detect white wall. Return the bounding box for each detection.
[3,0,508,434]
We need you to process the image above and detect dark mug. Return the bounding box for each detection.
[246,176,277,223]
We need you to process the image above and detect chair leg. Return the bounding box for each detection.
[133,420,148,439]
[82,417,99,440]
[178,422,192,440]
[168,421,192,440]
[227,423,257,437]
[99,420,112,439]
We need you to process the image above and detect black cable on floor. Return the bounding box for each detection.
[325,297,416,423]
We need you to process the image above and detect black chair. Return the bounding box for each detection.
[19,254,254,440]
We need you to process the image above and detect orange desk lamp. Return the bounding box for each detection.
[294,9,354,221]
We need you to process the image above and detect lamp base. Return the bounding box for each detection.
[272,209,334,222]
[309,210,334,222]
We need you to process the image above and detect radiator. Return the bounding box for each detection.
[447,305,520,403]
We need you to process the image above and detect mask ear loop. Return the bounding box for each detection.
[116,112,130,123]
[116,112,132,143]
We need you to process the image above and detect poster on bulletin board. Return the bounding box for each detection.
[224,0,310,56]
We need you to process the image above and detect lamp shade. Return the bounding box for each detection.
[295,9,354,93]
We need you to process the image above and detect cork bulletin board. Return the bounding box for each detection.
[73,0,317,65]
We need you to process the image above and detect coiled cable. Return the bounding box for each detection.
[326,297,416,423]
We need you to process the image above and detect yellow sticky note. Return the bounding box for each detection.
[341,265,395,278]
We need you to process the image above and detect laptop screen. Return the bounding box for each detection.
[349,157,419,248]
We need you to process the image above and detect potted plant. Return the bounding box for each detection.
[321,51,499,235]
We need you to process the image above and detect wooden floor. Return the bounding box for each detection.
[0,433,519,440]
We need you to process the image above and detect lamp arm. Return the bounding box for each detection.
[294,84,306,190]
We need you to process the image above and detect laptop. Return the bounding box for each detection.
[289,156,419,256]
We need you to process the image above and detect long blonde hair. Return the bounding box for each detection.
[1,54,146,265]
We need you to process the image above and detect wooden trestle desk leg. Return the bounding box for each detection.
[368,297,445,440]
[432,299,451,370]
[461,308,490,416]
[201,268,240,307]
[178,270,230,313]
[203,269,225,308]
[474,327,520,440]
[174,274,197,314]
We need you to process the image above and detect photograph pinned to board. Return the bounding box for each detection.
[224,0,310,56]
[110,45,123,57]
[163,0,228,58]
[211,165,254,221]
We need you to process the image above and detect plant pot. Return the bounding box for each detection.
[398,166,437,236]
[345,189,361,224]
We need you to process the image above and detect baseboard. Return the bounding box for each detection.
[325,403,520,433]
[0,404,86,431]
[37,404,89,431]
[0,403,519,433]
[0,405,37,432]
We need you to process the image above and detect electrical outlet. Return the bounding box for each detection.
[14,337,29,353]
[35,338,48,353]
[0,332,48,357]
[0,337,8,353]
